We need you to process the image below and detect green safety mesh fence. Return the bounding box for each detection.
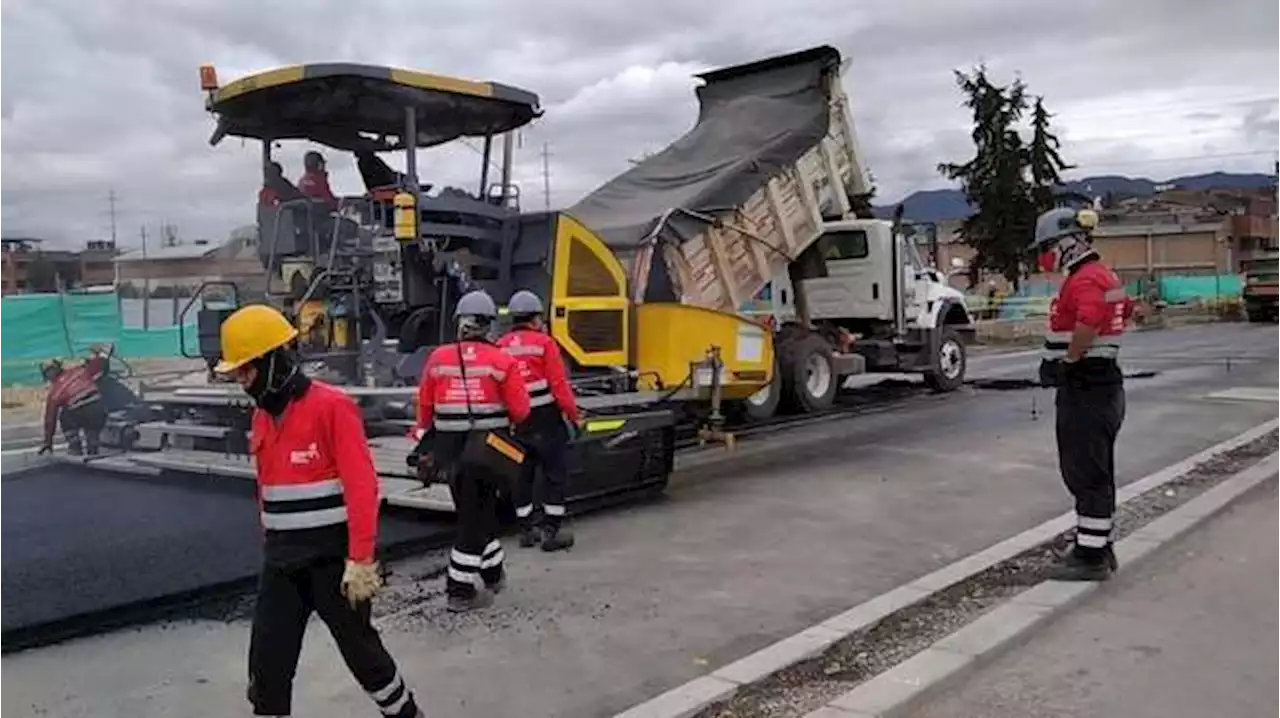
[1,292,198,387]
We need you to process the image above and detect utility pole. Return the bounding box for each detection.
[107,189,118,246]
[140,225,150,329]
[541,142,552,212]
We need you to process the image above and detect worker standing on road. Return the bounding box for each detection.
[414,290,531,612]
[215,304,424,718]
[497,289,581,551]
[38,343,113,457]
[1032,207,1132,582]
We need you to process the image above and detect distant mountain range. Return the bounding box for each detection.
[875,172,1277,223]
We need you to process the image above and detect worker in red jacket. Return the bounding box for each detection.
[497,289,582,552]
[415,289,531,612]
[298,150,338,210]
[1031,207,1132,582]
[215,304,423,718]
[38,343,113,456]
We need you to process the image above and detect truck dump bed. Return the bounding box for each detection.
[568,45,869,314]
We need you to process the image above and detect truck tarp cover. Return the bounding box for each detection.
[567,46,839,298]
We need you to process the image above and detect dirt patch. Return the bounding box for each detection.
[692,430,1278,718]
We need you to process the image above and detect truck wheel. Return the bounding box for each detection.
[779,335,838,413]
[923,327,966,393]
[736,356,781,421]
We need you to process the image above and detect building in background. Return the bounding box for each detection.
[112,226,265,297]
[1,238,119,294]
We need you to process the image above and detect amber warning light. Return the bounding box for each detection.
[199,65,219,91]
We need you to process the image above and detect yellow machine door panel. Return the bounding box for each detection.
[550,214,629,368]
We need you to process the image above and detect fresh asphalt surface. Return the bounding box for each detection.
[1,323,1275,718]
[0,466,451,640]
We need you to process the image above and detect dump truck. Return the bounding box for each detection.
[570,45,974,419]
[1242,250,1279,323]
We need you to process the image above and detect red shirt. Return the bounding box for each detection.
[1046,259,1131,358]
[250,381,379,562]
[43,356,106,442]
[497,327,580,423]
[415,341,531,435]
[298,170,337,209]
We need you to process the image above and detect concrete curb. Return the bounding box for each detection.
[610,419,1278,718]
[811,451,1278,718]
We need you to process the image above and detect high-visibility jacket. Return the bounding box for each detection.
[1044,257,1132,362]
[496,327,581,424]
[42,356,107,443]
[250,380,379,563]
[415,340,531,435]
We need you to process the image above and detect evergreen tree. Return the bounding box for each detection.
[1026,96,1074,213]
[939,68,1074,287]
[937,66,1033,289]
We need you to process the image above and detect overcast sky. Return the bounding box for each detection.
[2,0,1277,248]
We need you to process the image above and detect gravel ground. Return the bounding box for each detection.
[692,430,1278,718]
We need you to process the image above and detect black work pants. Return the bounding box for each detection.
[60,399,106,453]
[514,405,572,527]
[439,433,506,598]
[1055,378,1126,557]
[247,557,419,717]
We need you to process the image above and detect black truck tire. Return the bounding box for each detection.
[779,335,838,414]
[732,355,782,421]
[923,326,966,393]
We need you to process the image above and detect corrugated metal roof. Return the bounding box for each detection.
[113,242,219,263]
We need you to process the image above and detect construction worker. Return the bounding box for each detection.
[497,289,581,551]
[1031,207,1132,582]
[414,290,531,612]
[38,343,113,456]
[298,150,338,210]
[215,304,423,718]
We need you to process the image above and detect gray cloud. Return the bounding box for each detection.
[2,0,1276,248]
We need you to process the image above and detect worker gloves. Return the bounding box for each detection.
[340,559,384,607]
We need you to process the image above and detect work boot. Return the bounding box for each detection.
[540,522,575,552]
[446,587,495,613]
[85,432,101,456]
[65,437,83,456]
[518,521,542,548]
[485,567,507,595]
[1047,547,1112,582]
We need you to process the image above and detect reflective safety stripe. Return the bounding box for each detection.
[504,344,545,357]
[261,478,347,531]
[1044,331,1125,346]
[1076,513,1112,548]
[1043,344,1121,360]
[261,478,343,501]
[447,565,480,586]
[437,402,506,415]
[369,672,411,716]
[450,548,482,567]
[515,504,534,518]
[481,540,504,569]
[429,364,507,381]
[529,392,556,408]
[544,504,566,517]
[1080,532,1111,547]
[527,379,549,392]
[434,416,510,431]
[1103,288,1127,302]
[262,506,348,530]
[65,393,101,411]
[1078,516,1113,531]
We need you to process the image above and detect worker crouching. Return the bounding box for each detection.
[216,304,423,718]
[1031,207,1131,582]
[38,344,113,457]
[498,289,581,552]
[414,290,531,612]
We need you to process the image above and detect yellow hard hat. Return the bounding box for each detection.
[214,304,299,374]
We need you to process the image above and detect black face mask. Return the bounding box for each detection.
[246,350,310,417]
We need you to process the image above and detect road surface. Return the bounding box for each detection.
[910,478,1278,718]
[2,322,1275,718]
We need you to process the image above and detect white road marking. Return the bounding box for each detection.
[1203,387,1279,403]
